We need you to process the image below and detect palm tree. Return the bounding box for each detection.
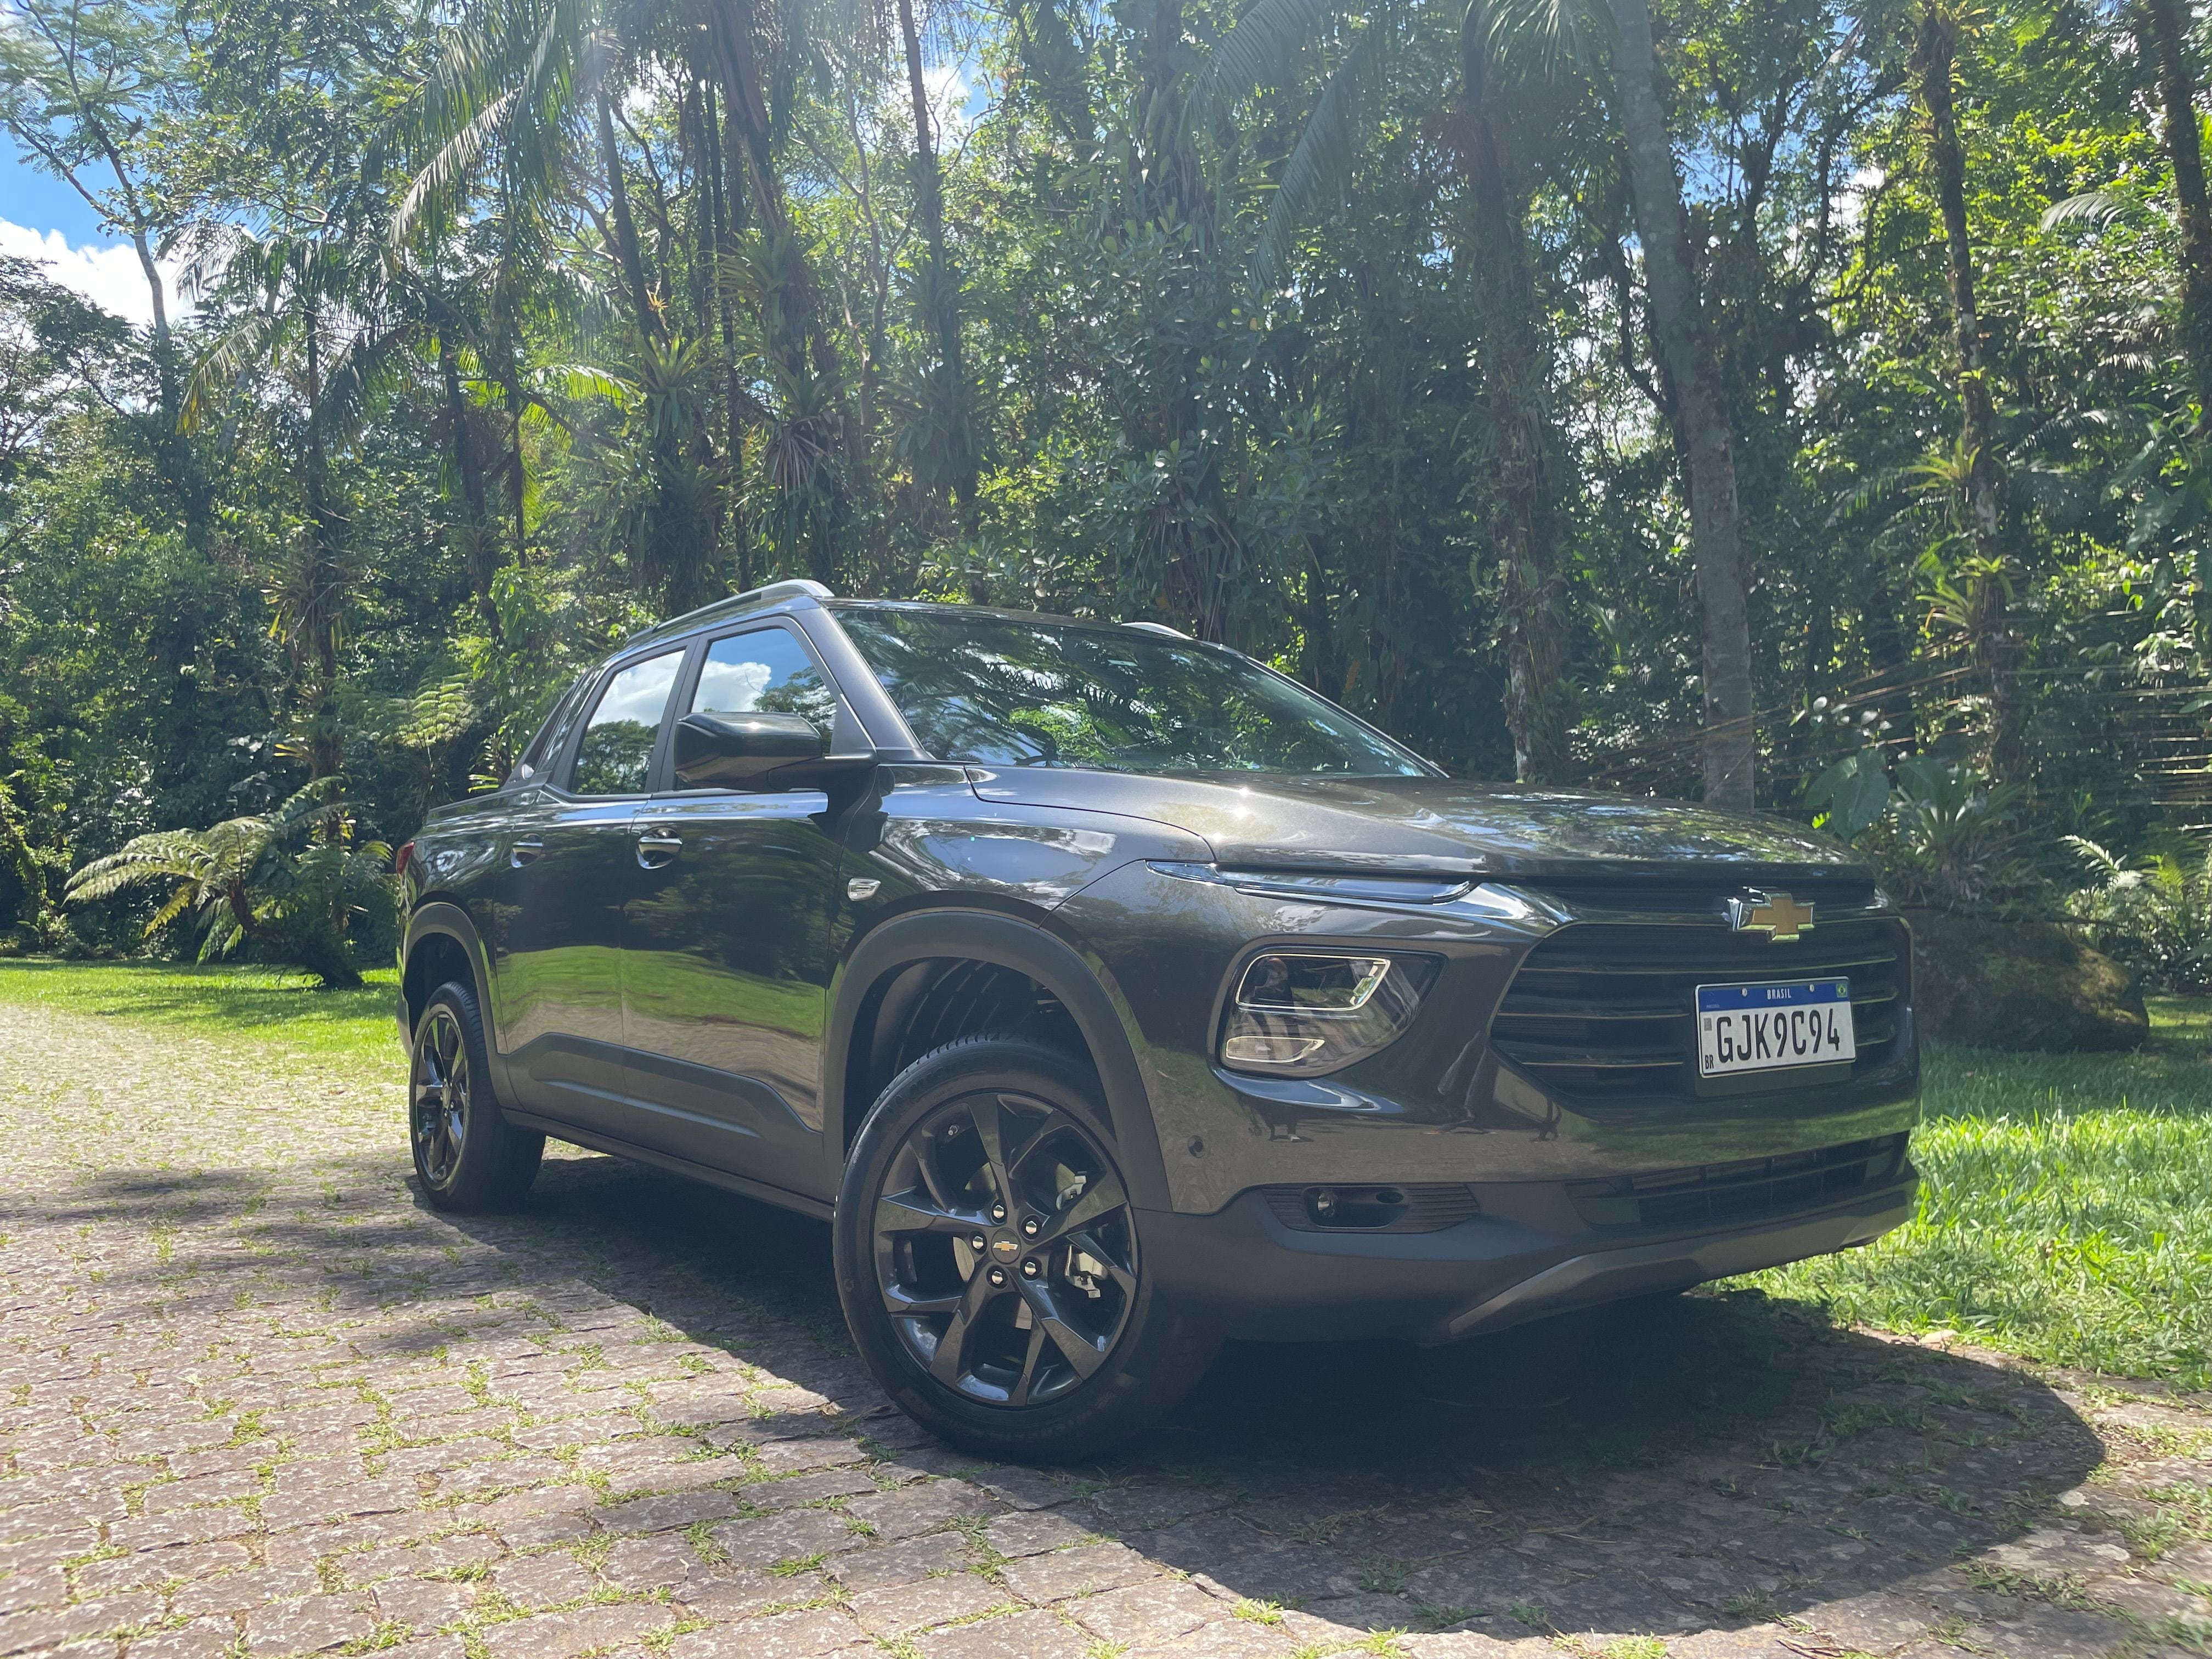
[65,780,393,988]
[182,227,415,779]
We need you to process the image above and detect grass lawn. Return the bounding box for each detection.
[0,957,2206,1388]
[0,957,400,1068]
[1739,994,2212,1390]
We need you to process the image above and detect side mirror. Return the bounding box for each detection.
[673,711,825,789]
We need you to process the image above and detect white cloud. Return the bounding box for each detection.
[0,220,189,328]
[926,60,972,140]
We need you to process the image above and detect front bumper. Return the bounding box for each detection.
[1139,1169,1916,1344]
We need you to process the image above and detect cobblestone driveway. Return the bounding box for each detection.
[4,1007,2210,1659]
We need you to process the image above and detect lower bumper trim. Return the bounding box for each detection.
[1439,1178,1914,1340]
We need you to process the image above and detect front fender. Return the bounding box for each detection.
[820,905,1172,1214]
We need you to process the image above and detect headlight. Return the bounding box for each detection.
[1218,951,1441,1076]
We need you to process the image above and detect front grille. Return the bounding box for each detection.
[1566,1133,1911,1232]
[1489,916,1908,1108]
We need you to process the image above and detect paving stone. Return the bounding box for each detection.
[0,1593,163,1656]
[741,1470,881,1511]
[665,1606,863,1658]
[1128,1616,1300,1658]
[242,1594,377,1656]
[1400,1635,1551,1658]
[602,1534,710,1592]
[122,1617,245,1659]
[1796,1582,1937,1650]
[172,1566,328,1618]
[672,1567,827,1618]
[591,1487,737,1533]
[481,1602,681,1659]
[1068,1578,1225,1644]
[489,1552,599,1607]
[708,1508,860,1569]
[371,1575,478,1632]
[76,1540,253,1596]
[0,1565,66,1613]
[998,1540,1160,1602]
[823,1531,974,1593]
[848,1571,1009,1635]
[917,1608,1094,1659]
[843,1480,998,1540]
[981,1508,1093,1559]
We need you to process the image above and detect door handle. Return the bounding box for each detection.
[636,832,683,869]
[510,839,545,868]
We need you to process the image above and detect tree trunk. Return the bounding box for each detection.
[1607,0,1756,808]
[1463,54,1572,784]
[597,92,665,343]
[440,342,502,640]
[1914,2,2023,780]
[2141,0,2212,408]
[897,0,979,524]
[301,300,343,785]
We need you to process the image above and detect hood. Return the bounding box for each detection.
[963,769,1866,883]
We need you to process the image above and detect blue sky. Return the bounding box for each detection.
[4,128,107,241]
[3,127,183,323]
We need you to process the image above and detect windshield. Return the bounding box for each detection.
[833,608,1430,776]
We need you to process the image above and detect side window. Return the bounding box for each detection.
[569,650,684,795]
[675,628,837,790]
[515,672,591,783]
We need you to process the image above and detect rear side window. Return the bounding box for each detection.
[690,628,836,727]
[569,650,684,795]
[515,673,592,783]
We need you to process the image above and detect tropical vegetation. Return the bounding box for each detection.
[2,0,2210,973]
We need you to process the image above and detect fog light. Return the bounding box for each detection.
[1218,951,1441,1077]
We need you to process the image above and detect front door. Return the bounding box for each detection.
[620,624,848,1192]
[506,646,686,1134]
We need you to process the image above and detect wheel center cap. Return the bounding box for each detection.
[989,1232,1022,1262]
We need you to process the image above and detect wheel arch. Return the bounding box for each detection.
[822,906,1171,1213]
[402,904,503,1059]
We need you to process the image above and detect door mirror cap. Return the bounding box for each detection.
[673,711,829,788]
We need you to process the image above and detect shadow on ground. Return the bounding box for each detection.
[14,1147,2131,1655]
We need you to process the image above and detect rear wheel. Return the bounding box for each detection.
[409,980,543,1212]
[834,1035,1218,1459]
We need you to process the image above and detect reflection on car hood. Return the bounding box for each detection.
[963,769,1865,881]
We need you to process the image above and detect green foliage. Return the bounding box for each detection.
[0,0,2205,909]
[2064,836,2212,992]
[63,778,394,987]
[1860,759,2043,913]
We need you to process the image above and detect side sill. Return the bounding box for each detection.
[503,1111,836,1222]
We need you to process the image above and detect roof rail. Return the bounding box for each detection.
[627,579,834,647]
[1121,620,1190,639]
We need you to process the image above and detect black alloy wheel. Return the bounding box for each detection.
[835,1035,1219,1459]
[873,1088,1138,1407]
[410,1003,471,1186]
[407,979,544,1212]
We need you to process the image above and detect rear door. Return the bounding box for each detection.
[619,623,851,1190]
[502,646,687,1134]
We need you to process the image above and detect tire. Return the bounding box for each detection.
[408,979,544,1212]
[834,1034,1220,1460]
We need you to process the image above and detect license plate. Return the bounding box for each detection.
[1695,979,1855,1078]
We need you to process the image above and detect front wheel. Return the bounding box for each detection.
[834,1035,1218,1460]
[409,980,543,1212]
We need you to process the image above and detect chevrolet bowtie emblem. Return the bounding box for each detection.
[1728,890,1814,941]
